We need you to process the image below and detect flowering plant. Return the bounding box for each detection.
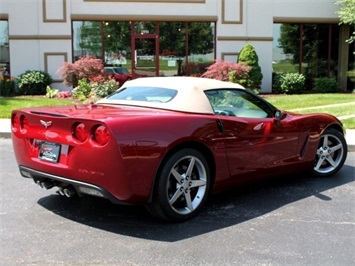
[58,56,104,86]
[72,78,92,101]
[91,78,119,98]
[58,91,71,98]
[201,60,250,84]
[72,77,118,102]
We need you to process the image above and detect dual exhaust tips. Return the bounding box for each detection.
[58,186,76,198]
[36,180,76,198]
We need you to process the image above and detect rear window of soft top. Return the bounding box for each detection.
[107,86,178,103]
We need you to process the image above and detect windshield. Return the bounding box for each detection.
[114,67,129,74]
[106,86,178,103]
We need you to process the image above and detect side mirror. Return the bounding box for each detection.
[274,110,286,124]
[274,110,283,120]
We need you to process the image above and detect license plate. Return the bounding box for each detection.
[39,142,61,163]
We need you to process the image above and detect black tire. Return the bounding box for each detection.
[312,128,347,177]
[146,148,210,222]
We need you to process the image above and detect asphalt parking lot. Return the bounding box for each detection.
[1,138,354,266]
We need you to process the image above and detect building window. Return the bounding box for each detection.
[0,20,9,73]
[72,20,215,77]
[273,23,355,90]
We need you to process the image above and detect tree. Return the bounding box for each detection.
[187,22,214,55]
[77,21,131,62]
[103,21,131,55]
[278,24,338,83]
[335,0,355,44]
[278,24,300,63]
[279,24,325,65]
[159,22,187,57]
[158,22,213,57]
[77,21,102,58]
[237,43,263,89]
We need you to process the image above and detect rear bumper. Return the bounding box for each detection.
[19,165,130,205]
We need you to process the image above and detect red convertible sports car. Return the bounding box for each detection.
[11,77,348,222]
[104,66,147,86]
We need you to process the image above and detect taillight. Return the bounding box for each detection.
[11,114,28,134]
[73,123,89,142]
[20,115,29,133]
[73,122,109,145]
[11,114,20,132]
[93,125,110,145]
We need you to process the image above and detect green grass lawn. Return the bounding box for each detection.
[341,118,355,130]
[264,93,355,129]
[264,93,355,110]
[272,62,299,73]
[1,93,355,128]
[0,96,75,118]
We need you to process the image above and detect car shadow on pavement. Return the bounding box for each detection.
[37,164,354,242]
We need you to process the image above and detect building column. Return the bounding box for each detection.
[337,24,350,91]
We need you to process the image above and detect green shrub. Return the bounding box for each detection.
[72,78,119,102]
[272,73,283,93]
[237,43,263,89]
[280,73,305,94]
[0,76,16,96]
[91,79,119,98]
[45,86,59,98]
[72,78,92,101]
[313,77,338,93]
[17,70,53,95]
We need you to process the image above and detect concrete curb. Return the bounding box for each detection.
[0,119,11,139]
[0,119,10,139]
[346,130,355,152]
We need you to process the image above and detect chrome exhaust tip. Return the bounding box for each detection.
[39,181,53,190]
[63,187,76,198]
[57,187,65,196]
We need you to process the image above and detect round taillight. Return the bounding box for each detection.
[20,115,29,132]
[73,123,89,142]
[93,125,110,145]
[11,114,20,132]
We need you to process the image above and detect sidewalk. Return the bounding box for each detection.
[1,118,354,152]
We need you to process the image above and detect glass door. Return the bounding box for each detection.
[131,22,159,77]
[134,38,157,77]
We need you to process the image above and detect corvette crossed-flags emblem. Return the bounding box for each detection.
[40,120,52,129]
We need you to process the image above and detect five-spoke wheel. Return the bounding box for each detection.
[147,148,210,222]
[312,128,347,177]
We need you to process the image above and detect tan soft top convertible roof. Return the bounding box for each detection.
[97,76,245,114]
